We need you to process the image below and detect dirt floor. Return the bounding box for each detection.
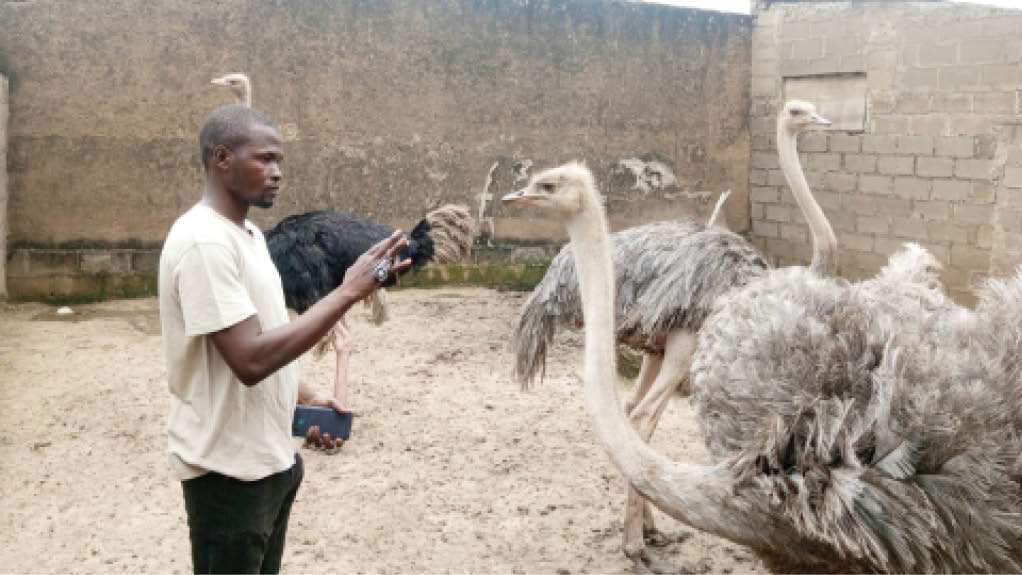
[0,287,766,574]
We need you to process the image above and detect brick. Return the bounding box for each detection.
[1008,147,1022,168]
[1006,167,1022,189]
[808,153,841,172]
[752,152,780,170]
[751,75,777,97]
[868,51,898,74]
[874,197,913,217]
[844,154,876,173]
[935,136,974,158]
[916,157,954,178]
[970,182,996,204]
[930,179,972,202]
[81,252,131,275]
[889,217,927,240]
[765,204,792,222]
[960,38,1003,64]
[828,134,861,153]
[877,156,915,176]
[909,115,950,136]
[979,65,1022,90]
[955,158,996,180]
[843,194,879,216]
[902,68,939,90]
[862,135,897,154]
[953,203,995,225]
[983,16,1022,38]
[940,67,981,91]
[808,191,839,213]
[12,250,79,278]
[812,56,845,75]
[132,251,159,275]
[751,186,779,203]
[976,225,994,249]
[753,220,779,238]
[780,223,808,242]
[858,214,889,234]
[926,221,969,244]
[897,135,934,155]
[751,202,764,220]
[975,135,997,160]
[826,36,860,58]
[1001,210,1022,232]
[824,172,858,192]
[838,232,874,252]
[875,236,911,257]
[895,92,930,114]
[860,175,893,195]
[799,132,829,153]
[950,116,997,136]
[870,91,897,115]
[768,169,789,186]
[781,59,815,77]
[750,169,769,186]
[930,93,972,114]
[951,245,991,271]
[828,209,858,233]
[919,42,957,68]
[874,116,910,135]
[893,177,931,200]
[973,92,1016,114]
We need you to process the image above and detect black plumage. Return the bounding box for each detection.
[265,206,474,313]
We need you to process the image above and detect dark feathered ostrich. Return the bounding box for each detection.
[211,72,477,356]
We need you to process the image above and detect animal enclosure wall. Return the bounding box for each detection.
[748,0,1022,303]
[1,73,7,299]
[0,0,751,300]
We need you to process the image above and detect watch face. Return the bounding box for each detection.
[374,265,388,281]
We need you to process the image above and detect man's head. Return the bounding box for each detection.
[199,105,283,209]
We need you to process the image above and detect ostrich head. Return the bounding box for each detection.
[210,73,251,106]
[500,162,596,217]
[779,100,831,134]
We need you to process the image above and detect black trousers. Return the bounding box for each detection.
[182,454,304,574]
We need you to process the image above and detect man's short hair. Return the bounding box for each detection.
[199,105,278,170]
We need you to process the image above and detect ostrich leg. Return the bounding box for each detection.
[622,330,698,565]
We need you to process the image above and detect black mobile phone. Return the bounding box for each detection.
[292,405,353,440]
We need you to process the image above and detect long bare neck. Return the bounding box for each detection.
[777,122,837,276]
[238,86,251,108]
[565,185,781,548]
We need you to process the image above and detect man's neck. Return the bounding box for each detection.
[201,184,249,228]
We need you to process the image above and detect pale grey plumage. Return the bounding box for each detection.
[689,247,1022,572]
[513,219,767,387]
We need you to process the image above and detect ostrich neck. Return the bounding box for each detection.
[240,89,252,108]
[777,124,837,276]
[566,191,780,548]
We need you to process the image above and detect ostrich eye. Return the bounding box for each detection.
[539,182,555,193]
[790,109,803,116]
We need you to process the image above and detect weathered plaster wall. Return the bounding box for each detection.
[0,0,751,299]
[1,73,7,299]
[748,0,1022,303]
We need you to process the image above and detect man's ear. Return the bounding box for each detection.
[213,145,232,170]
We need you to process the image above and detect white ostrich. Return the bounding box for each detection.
[504,160,1022,573]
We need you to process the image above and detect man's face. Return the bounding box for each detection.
[225,123,284,209]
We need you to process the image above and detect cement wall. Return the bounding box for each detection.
[748,0,1022,303]
[1,74,7,300]
[0,0,751,300]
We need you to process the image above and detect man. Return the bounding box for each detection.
[158,104,410,573]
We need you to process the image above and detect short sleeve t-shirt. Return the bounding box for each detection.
[159,204,299,482]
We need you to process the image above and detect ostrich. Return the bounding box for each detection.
[511,102,838,565]
[504,160,1022,573]
[511,189,768,562]
[210,72,476,354]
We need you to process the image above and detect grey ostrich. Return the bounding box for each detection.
[511,192,768,563]
[511,102,838,565]
[504,160,1022,573]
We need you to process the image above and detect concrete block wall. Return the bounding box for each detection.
[749,1,1022,303]
[1,74,7,300]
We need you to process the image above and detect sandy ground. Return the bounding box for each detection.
[0,287,766,574]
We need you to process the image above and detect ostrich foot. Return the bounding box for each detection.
[630,548,694,575]
[645,527,692,548]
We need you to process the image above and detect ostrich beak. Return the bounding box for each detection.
[210,77,229,87]
[811,113,832,126]
[501,188,538,204]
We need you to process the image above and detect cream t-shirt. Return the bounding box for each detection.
[159,204,299,482]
